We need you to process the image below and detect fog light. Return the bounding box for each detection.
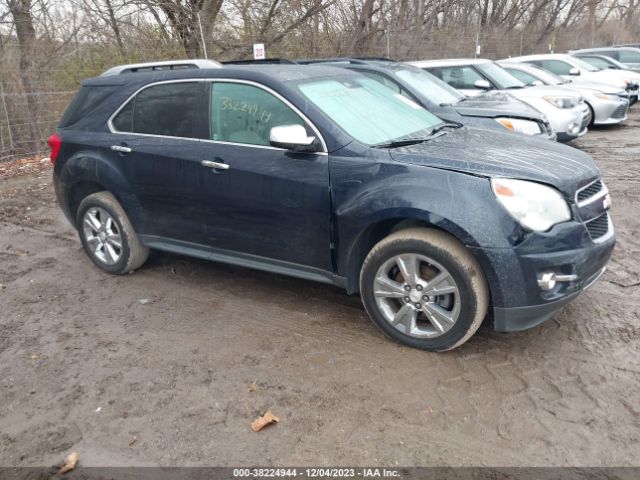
[537,271,579,291]
[538,272,557,291]
[567,122,580,135]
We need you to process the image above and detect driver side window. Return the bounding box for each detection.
[538,60,572,75]
[433,66,485,90]
[210,82,306,146]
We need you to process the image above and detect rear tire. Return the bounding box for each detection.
[77,191,149,274]
[359,228,489,351]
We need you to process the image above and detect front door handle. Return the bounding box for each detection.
[111,145,132,153]
[201,160,229,170]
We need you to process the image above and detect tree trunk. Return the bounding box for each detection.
[7,0,40,150]
[350,0,376,55]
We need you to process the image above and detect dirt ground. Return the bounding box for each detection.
[1,111,639,469]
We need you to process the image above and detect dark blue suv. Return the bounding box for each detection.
[50,62,615,351]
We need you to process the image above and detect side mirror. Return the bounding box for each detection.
[473,79,492,90]
[269,124,316,151]
[531,80,544,86]
[569,67,580,76]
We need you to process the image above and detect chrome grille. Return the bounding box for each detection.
[576,180,604,203]
[585,212,610,240]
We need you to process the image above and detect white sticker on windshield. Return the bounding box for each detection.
[393,93,422,109]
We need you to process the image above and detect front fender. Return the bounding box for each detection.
[330,151,521,290]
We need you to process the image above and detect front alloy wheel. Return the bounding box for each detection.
[374,254,460,338]
[360,227,489,351]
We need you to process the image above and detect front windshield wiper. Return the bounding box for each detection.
[373,122,462,148]
[505,85,524,89]
[430,121,463,134]
[440,97,469,106]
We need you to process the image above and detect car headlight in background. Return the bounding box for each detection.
[593,92,619,101]
[495,118,541,135]
[543,96,578,109]
[491,178,571,231]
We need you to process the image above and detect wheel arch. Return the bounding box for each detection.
[58,151,145,231]
[342,212,487,296]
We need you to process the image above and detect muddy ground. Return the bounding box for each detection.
[0,111,639,469]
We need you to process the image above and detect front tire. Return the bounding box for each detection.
[360,228,489,351]
[77,191,149,274]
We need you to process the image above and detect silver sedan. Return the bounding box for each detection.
[499,61,629,126]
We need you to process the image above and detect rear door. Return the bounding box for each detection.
[108,81,210,244]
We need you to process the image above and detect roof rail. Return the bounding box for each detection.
[100,59,222,76]
[222,58,297,65]
[352,56,397,62]
[295,57,371,65]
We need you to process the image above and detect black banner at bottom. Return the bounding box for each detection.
[1,467,639,480]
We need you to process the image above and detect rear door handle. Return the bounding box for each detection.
[111,145,132,153]
[201,160,229,170]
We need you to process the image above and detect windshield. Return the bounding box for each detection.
[475,62,525,89]
[295,75,443,145]
[571,57,599,72]
[526,65,565,85]
[393,67,464,105]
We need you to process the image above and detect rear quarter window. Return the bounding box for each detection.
[59,85,119,128]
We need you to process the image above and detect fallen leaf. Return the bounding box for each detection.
[128,436,137,447]
[251,410,279,432]
[426,406,433,414]
[247,383,258,393]
[30,354,40,360]
[58,451,79,474]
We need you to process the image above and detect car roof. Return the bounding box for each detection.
[508,53,574,61]
[84,64,356,87]
[407,58,490,68]
[569,46,640,53]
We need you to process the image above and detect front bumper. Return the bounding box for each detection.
[550,105,589,142]
[592,98,629,125]
[470,219,615,332]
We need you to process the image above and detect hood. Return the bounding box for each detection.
[564,80,624,94]
[507,85,581,99]
[454,92,544,120]
[584,71,629,88]
[388,127,599,195]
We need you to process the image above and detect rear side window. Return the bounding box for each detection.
[112,82,207,139]
[59,85,118,127]
[618,50,640,63]
[209,82,306,146]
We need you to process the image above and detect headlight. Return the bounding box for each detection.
[495,118,541,135]
[543,96,578,109]
[491,178,571,231]
[593,92,618,101]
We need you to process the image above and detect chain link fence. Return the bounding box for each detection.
[0,28,632,163]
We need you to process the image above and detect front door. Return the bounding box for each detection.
[198,81,331,271]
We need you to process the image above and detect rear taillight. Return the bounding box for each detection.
[48,132,62,165]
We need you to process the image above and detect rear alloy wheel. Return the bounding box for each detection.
[360,228,489,351]
[77,191,149,274]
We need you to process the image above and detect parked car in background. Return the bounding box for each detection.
[409,58,589,141]
[506,53,639,101]
[571,53,640,74]
[51,61,614,351]
[291,58,555,140]
[569,47,640,71]
[499,61,630,125]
